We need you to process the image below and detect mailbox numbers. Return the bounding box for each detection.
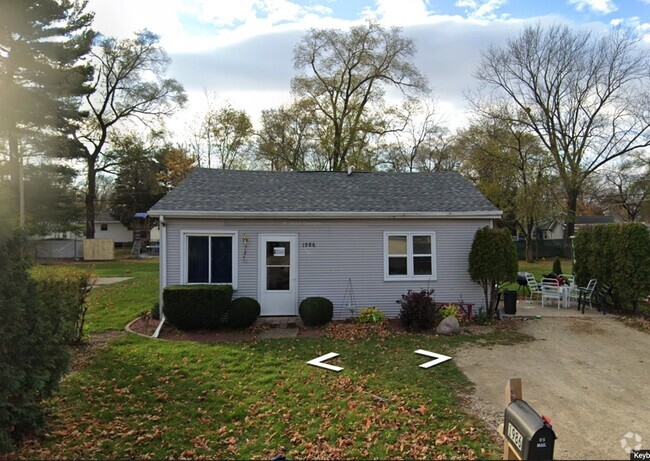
[302,242,316,248]
[507,423,523,451]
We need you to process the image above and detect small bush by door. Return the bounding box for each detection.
[227,297,261,329]
[299,297,333,326]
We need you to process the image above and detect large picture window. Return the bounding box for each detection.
[384,232,436,280]
[183,232,237,287]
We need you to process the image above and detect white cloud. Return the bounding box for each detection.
[567,0,618,14]
[455,0,508,21]
[362,0,432,25]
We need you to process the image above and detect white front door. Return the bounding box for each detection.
[259,234,298,316]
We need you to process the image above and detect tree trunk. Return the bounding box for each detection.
[85,161,96,239]
[525,220,535,262]
[563,191,578,258]
[7,126,20,217]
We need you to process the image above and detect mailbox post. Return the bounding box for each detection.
[500,378,556,461]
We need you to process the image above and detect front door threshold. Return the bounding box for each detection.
[255,316,303,328]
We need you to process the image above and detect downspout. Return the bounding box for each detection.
[153,215,166,338]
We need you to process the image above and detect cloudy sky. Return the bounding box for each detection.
[85,0,650,139]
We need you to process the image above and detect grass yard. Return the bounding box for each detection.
[13,257,533,460]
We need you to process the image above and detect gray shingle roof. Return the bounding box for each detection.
[149,169,500,216]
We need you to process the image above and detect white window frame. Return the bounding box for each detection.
[181,230,238,289]
[383,232,437,281]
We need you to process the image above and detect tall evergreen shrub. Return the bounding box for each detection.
[574,223,650,313]
[0,231,72,453]
[468,227,518,319]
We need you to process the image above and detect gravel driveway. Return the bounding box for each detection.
[455,317,649,460]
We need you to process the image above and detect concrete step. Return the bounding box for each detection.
[255,316,303,328]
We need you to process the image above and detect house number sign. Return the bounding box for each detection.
[302,242,316,248]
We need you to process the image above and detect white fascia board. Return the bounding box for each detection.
[147,210,503,220]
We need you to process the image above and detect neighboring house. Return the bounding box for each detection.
[148,169,502,319]
[95,210,133,244]
[533,216,617,240]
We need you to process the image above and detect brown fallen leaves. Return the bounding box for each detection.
[324,320,393,340]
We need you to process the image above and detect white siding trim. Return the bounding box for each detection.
[180,229,239,289]
[383,231,437,282]
[149,210,502,219]
[159,215,166,310]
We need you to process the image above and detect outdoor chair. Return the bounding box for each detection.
[541,277,561,309]
[578,282,611,315]
[573,279,597,310]
[524,272,542,301]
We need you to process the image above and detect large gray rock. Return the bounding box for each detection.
[436,316,461,336]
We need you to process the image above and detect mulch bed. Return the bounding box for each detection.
[127,314,504,343]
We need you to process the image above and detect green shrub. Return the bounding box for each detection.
[440,303,462,321]
[357,306,385,324]
[397,289,438,330]
[468,227,518,319]
[151,302,160,320]
[0,231,73,453]
[552,257,563,275]
[474,308,490,326]
[163,285,233,330]
[32,266,93,345]
[299,297,334,326]
[227,297,260,329]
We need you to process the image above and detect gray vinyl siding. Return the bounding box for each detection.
[163,217,491,318]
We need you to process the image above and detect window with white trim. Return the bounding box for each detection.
[384,232,436,280]
[183,232,237,287]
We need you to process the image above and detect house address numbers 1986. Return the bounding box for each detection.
[302,242,316,248]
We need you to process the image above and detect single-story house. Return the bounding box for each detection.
[95,210,161,245]
[95,210,134,244]
[148,168,502,320]
[534,215,617,240]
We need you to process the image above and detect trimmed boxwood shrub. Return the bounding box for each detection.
[227,297,260,329]
[299,297,334,326]
[163,285,233,330]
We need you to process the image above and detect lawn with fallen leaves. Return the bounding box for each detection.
[10,328,531,460]
[9,258,530,460]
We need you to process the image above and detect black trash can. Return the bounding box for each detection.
[504,290,517,315]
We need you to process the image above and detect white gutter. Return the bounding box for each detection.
[152,215,166,338]
[147,210,502,220]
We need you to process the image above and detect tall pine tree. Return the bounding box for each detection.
[0,0,95,221]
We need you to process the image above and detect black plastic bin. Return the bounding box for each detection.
[503,290,517,315]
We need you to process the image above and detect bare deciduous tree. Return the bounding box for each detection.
[292,21,429,171]
[75,30,186,238]
[471,23,650,255]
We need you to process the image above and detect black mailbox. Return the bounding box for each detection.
[504,399,556,460]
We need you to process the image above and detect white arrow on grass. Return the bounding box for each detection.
[306,352,343,372]
[415,349,452,369]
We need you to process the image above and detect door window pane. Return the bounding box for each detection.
[211,236,232,283]
[266,242,290,266]
[267,267,290,290]
[188,236,209,283]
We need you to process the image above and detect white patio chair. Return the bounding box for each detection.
[541,277,561,309]
[525,272,542,301]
